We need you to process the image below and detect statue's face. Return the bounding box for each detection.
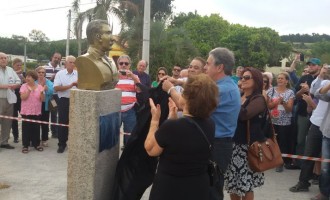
[99,24,114,52]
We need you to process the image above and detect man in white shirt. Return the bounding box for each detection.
[54,55,78,153]
[0,52,21,149]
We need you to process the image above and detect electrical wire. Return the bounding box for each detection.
[5,1,95,16]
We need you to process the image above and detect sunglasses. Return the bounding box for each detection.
[119,62,129,66]
[158,72,165,75]
[241,75,252,81]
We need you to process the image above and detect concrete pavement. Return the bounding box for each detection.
[0,135,320,200]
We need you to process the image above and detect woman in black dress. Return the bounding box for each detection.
[224,67,267,200]
[145,74,218,200]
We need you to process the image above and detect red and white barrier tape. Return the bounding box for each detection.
[282,154,330,163]
[0,114,69,127]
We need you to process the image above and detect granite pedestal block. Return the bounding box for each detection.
[67,89,121,200]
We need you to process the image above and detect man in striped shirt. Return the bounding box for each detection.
[45,52,62,139]
[115,55,141,147]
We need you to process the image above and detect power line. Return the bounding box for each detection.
[5,2,95,16]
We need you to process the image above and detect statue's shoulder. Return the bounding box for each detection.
[78,53,92,60]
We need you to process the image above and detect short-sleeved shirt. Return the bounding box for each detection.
[53,69,78,98]
[0,66,21,98]
[267,87,295,126]
[115,75,139,111]
[155,117,215,176]
[20,83,43,115]
[211,76,241,138]
[45,62,62,81]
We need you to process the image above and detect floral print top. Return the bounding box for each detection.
[267,87,295,126]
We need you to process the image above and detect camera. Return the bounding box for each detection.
[119,70,126,76]
[300,53,304,62]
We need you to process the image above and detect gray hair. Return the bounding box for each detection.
[66,55,76,61]
[35,66,46,72]
[117,55,131,64]
[209,47,235,76]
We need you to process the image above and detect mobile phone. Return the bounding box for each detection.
[300,53,304,62]
[119,70,126,75]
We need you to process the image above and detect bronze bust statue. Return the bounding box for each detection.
[75,20,118,90]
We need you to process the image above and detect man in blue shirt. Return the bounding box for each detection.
[204,47,241,200]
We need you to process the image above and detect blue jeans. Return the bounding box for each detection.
[209,137,233,200]
[121,108,136,145]
[319,136,330,198]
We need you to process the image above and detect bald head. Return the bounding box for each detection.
[137,60,148,73]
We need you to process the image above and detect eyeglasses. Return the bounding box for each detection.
[173,68,181,72]
[119,62,129,66]
[241,75,252,81]
[38,72,45,74]
[158,72,165,75]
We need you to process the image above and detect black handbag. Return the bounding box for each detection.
[185,117,221,186]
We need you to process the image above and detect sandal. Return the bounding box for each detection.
[41,141,48,147]
[22,147,29,154]
[34,146,44,152]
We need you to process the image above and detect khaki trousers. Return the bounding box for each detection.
[0,98,13,145]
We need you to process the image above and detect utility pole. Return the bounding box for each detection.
[66,9,71,57]
[142,0,150,74]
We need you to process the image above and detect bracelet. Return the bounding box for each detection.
[167,86,175,95]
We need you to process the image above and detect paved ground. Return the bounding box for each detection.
[0,134,320,200]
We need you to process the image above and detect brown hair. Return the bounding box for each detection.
[26,70,38,80]
[182,74,218,118]
[242,67,263,94]
[12,58,22,66]
[156,67,167,81]
[277,72,291,88]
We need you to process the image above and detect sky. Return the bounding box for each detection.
[1,0,330,41]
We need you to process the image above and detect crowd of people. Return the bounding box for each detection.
[0,52,77,154]
[1,43,330,200]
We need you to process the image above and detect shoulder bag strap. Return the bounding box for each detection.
[247,120,251,146]
[185,117,212,151]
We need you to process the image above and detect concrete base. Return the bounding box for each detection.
[67,89,121,200]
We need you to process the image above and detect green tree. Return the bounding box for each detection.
[169,11,200,28]
[28,29,49,43]
[221,25,291,69]
[311,41,330,64]
[181,14,230,57]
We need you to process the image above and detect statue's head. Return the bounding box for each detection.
[86,20,114,52]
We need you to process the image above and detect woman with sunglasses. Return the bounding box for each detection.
[152,67,167,88]
[35,66,54,147]
[225,67,267,200]
[266,72,295,172]
[262,74,270,100]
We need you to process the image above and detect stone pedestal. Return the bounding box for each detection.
[67,89,121,200]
